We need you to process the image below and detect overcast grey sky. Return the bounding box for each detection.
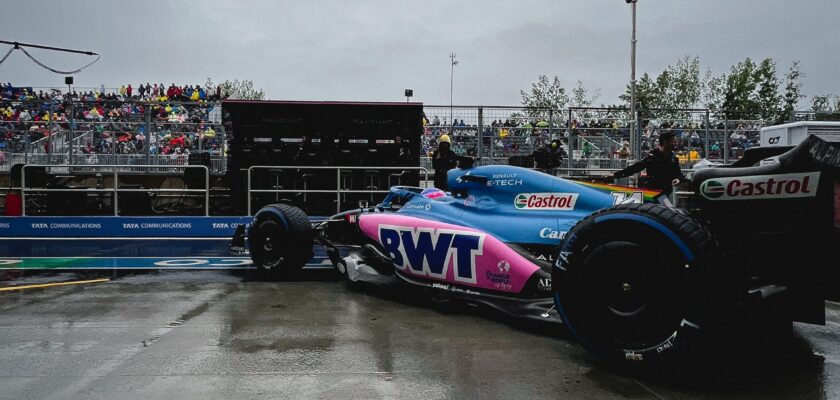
[2,0,838,107]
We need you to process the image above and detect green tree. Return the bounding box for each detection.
[753,58,782,120]
[781,61,805,117]
[569,80,601,109]
[722,58,759,119]
[701,68,727,112]
[809,95,840,121]
[810,95,837,113]
[619,72,656,117]
[205,78,265,100]
[620,56,701,120]
[520,75,569,120]
[666,55,701,110]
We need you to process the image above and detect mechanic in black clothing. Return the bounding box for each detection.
[432,134,458,190]
[533,139,567,174]
[613,131,686,195]
[533,143,553,172]
[549,138,566,165]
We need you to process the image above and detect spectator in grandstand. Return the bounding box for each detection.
[582,141,592,159]
[432,134,457,190]
[613,131,686,196]
[618,142,631,159]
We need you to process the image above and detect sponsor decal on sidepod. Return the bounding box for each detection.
[379,225,485,284]
[700,172,820,200]
[539,228,566,239]
[514,193,578,210]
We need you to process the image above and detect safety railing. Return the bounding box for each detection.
[246,165,430,215]
[20,164,210,216]
[0,153,226,174]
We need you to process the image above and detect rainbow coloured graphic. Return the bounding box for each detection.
[575,181,662,202]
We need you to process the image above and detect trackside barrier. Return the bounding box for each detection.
[20,164,210,217]
[246,166,430,215]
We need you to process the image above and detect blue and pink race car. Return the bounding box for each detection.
[233,134,840,366]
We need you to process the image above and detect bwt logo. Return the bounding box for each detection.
[378,225,485,284]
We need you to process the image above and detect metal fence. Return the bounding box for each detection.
[0,99,226,175]
[18,164,211,216]
[3,98,839,176]
[420,105,791,172]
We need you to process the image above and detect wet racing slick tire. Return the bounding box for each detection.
[553,203,724,366]
[249,204,314,280]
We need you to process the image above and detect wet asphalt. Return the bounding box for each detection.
[0,270,839,400]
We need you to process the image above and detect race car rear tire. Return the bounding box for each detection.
[553,203,724,366]
[249,204,314,280]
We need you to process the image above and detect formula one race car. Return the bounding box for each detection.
[232,133,840,366]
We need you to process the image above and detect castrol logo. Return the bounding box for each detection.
[514,193,578,210]
[700,172,820,201]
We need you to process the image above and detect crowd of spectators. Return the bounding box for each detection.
[417,111,766,165]
[1,84,770,172]
[0,83,225,168]
[421,114,557,158]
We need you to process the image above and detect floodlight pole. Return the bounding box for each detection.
[449,52,458,128]
[629,0,639,159]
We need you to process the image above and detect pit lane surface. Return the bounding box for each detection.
[0,270,838,399]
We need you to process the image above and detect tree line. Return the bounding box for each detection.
[522,56,840,122]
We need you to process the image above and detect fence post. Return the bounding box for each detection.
[477,107,483,165]
[723,112,729,164]
[68,101,74,166]
[704,110,710,159]
[336,168,341,214]
[24,120,29,164]
[567,108,574,171]
[145,105,152,172]
[111,103,116,165]
[629,108,636,161]
[548,108,554,141]
[48,101,55,163]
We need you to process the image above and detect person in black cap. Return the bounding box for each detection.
[431,134,458,190]
[613,131,686,195]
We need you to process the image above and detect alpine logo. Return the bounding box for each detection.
[700,172,820,200]
[379,225,485,284]
[514,193,578,210]
[497,260,510,273]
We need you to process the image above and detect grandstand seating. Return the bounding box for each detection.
[0,83,776,176]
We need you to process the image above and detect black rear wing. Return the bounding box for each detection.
[804,134,840,173]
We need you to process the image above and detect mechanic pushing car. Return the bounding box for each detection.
[613,131,687,195]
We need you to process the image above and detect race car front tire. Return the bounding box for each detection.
[553,203,724,365]
[249,204,314,280]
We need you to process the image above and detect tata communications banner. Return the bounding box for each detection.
[0,217,253,238]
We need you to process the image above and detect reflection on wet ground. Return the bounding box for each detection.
[0,269,838,399]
